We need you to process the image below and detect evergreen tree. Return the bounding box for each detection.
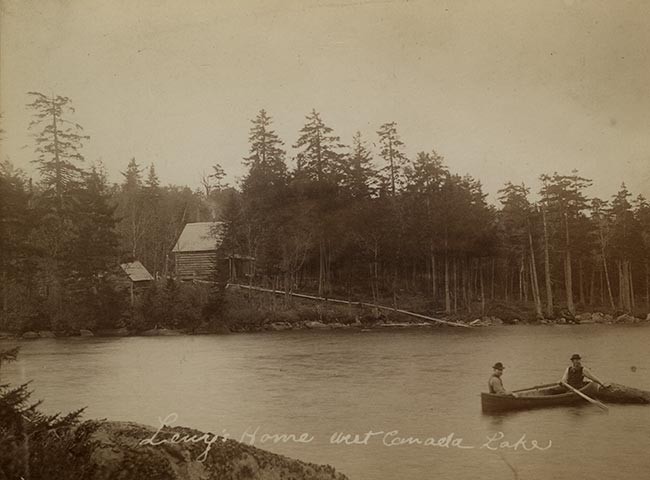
[121,157,142,193]
[27,92,88,212]
[340,131,376,199]
[116,158,147,260]
[243,109,287,186]
[377,121,408,196]
[609,184,643,311]
[539,171,592,315]
[0,161,38,329]
[0,347,84,479]
[293,109,344,184]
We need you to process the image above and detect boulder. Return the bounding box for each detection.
[268,322,293,331]
[38,330,56,338]
[615,313,638,324]
[304,321,328,329]
[79,329,94,337]
[575,313,594,324]
[141,328,184,336]
[27,420,348,480]
[490,317,504,325]
[327,322,348,329]
[22,331,40,339]
[591,312,607,323]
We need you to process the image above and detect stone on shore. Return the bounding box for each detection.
[22,331,40,339]
[79,329,95,337]
[304,320,329,329]
[32,420,348,480]
[615,313,640,324]
[576,313,594,324]
[267,321,293,331]
[141,328,184,336]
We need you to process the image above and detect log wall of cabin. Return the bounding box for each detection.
[175,251,218,280]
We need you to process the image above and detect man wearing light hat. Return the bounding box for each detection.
[488,362,516,396]
[561,354,609,389]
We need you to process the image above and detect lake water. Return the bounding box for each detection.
[2,325,650,479]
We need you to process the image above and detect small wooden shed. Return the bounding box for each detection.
[118,261,154,305]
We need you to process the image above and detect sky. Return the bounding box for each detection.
[1,0,649,203]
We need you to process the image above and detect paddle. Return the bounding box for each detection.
[561,381,609,411]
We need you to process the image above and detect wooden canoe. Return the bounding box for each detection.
[481,382,600,413]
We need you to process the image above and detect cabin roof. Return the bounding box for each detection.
[172,222,224,253]
[120,261,154,282]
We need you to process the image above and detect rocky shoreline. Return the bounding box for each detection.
[22,419,348,480]
[2,311,649,340]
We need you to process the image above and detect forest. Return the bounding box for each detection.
[2,93,650,333]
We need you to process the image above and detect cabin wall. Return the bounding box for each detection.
[175,251,218,280]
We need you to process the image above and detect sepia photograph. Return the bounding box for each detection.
[1,1,650,479]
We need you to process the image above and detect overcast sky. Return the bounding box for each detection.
[1,0,649,203]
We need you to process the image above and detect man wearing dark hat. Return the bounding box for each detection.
[561,354,609,389]
[488,362,516,396]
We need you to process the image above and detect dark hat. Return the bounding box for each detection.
[492,362,505,370]
[570,354,581,360]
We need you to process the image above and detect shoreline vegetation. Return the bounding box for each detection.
[1,283,649,341]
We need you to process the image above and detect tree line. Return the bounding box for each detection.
[222,109,650,320]
[1,94,650,333]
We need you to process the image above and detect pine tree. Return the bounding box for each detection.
[0,347,84,478]
[244,109,287,186]
[293,109,344,184]
[27,92,88,212]
[121,158,142,193]
[0,161,37,328]
[609,184,643,312]
[116,158,146,260]
[340,131,376,199]
[377,121,408,196]
[539,171,592,315]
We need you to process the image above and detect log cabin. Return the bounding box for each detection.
[171,222,254,281]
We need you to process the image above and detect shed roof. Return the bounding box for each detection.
[120,261,154,282]
[172,222,224,253]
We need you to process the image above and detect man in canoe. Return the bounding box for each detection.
[561,354,609,389]
[488,362,517,397]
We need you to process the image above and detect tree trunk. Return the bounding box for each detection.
[490,258,495,300]
[646,260,649,309]
[629,261,635,312]
[431,251,436,301]
[444,254,451,314]
[579,259,585,306]
[453,258,458,314]
[528,226,542,319]
[564,214,575,315]
[589,263,596,307]
[478,259,485,316]
[542,207,554,317]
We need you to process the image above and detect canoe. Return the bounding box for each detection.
[481,382,600,413]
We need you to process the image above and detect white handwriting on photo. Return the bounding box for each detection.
[139,413,552,462]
